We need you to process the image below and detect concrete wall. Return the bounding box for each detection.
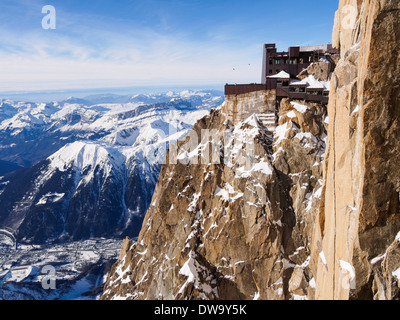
[222,90,276,125]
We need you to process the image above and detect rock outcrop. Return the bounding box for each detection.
[101,95,328,300]
[297,59,336,82]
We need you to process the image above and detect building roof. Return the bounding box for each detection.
[289,75,330,91]
[289,80,307,87]
[267,71,291,79]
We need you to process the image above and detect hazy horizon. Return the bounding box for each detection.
[0,84,225,103]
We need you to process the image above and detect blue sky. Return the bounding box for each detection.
[0,0,339,93]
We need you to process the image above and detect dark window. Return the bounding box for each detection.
[269,59,273,65]
[310,90,322,95]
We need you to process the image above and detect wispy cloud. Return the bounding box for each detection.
[0,11,260,91]
[0,0,336,92]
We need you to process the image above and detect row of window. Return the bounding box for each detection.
[287,87,329,96]
[269,56,314,65]
[289,87,306,92]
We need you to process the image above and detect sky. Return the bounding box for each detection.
[0,0,339,94]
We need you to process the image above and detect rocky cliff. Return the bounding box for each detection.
[102,0,400,300]
[101,94,329,300]
[310,0,400,300]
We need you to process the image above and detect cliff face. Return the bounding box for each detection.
[311,0,400,300]
[101,90,329,300]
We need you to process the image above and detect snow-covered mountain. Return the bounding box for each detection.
[0,90,224,244]
[0,90,223,167]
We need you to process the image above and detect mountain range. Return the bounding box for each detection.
[0,90,224,244]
